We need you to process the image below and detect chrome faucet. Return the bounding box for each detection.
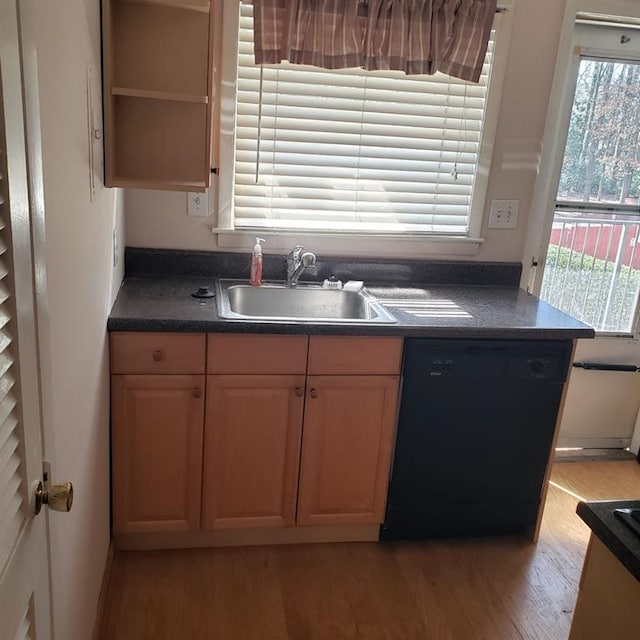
[286,245,317,287]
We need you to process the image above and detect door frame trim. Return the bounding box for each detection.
[522,0,640,298]
[522,0,640,455]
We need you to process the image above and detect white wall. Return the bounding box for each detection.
[559,339,640,449]
[124,0,567,262]
[34,1,124,639]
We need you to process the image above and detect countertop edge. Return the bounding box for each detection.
[106,316,595,339]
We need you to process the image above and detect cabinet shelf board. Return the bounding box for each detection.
[112,87,209,104]
[108,177,207,192]
[115,0,210,14]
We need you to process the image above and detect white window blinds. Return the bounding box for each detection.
[231,2,495,236]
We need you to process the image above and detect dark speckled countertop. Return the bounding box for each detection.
[577,500,640,582]
[107,249,594,339]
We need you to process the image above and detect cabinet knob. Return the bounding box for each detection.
[192,387,202,398]
[152,350,165,362]
[309,388,319,398]
[294,386,304,397]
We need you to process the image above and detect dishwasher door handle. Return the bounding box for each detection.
[572,362,640,372]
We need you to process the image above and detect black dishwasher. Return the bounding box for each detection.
[381,339,573,540]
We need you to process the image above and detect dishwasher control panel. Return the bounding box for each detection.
[418,341,570,384]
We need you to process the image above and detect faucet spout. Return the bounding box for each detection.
[286,246,316,287]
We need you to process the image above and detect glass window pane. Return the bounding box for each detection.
[541,210,640,333]
[557,59,640,206]
[541,56,640,334]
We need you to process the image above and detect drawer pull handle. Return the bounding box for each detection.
[294,386,304,397]
[309,388,319,398]
[192,387,202,398]
[152,350,165,362]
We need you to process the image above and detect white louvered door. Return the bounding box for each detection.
[0,1,52,638]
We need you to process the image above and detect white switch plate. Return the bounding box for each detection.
[187,191,209,217]
[488,199,519,229]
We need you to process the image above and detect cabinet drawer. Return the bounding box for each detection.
[307,337,402,375]
[110,332,206,374]
[208,334,308,374]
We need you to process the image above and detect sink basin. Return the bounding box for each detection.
[216,280,397,324]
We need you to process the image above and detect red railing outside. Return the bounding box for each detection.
[541,213,640,333]
[550,222,640,269]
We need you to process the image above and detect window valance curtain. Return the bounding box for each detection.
[252,0,497,82]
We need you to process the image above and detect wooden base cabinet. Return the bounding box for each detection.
[110,332,402,548]
[568,534,640,640]
[111,374,205,533]
[297,375,399,526]
[202,375,305,529]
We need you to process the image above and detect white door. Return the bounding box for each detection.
[0,0,53,638]
[532,17,640,450]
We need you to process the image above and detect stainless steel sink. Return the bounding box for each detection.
[216,280,397,324]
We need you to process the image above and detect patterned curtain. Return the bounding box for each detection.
[252,0,497,83]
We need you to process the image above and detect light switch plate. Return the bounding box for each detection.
[187,191,209,217]
[488,199,519,229]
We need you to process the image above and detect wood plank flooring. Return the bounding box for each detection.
[99,461,640,640]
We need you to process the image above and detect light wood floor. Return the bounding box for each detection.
[99,461,640,640]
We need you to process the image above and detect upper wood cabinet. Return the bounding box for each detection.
[101,0,220,191]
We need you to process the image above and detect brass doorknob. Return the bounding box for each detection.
[34,481,73,515]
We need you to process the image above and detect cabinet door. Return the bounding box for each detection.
[202,375,305,529]
[297,376,399,526]
[111,375,205,534]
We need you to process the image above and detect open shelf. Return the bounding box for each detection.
[112,0,209,95]
[115,0,210,14]
[111,87,209,104]
[109,177,207,192]
[110,96,208,188]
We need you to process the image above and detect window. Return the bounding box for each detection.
[217,2,503,243]
[539,23,640,335]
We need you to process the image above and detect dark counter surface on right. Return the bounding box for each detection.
[577,499,640,582]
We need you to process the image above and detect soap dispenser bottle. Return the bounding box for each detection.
[250,237,265,286]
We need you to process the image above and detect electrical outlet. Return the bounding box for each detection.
[187,191,209,217]
[488,199,519,229]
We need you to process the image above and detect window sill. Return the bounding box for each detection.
[213,229,484,259]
